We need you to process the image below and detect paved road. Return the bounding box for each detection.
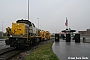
[0,39,6,41]
[0,41,9,50]
[52,40,90,60]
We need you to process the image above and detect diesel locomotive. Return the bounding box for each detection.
[5,19,51,47]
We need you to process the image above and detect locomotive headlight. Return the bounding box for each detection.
[10,35,12,37]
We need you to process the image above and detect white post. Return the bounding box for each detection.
[37,18,39,36]
[2,22,3,37]
[37,18,39,29]
[28,0,29,20]
[40,25,41,29]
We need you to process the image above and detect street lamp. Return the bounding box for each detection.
[40,25,41,29]
[2,22,4,37]
[37,18,39,29]
[37,18,39,36]
[28,0,29,20]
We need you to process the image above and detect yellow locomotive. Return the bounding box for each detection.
[40,30,46,40]
[6,19,40,47]
[5,19,51,47]
[45,31,51,40]
[40,30,51,41]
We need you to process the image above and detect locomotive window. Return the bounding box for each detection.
[16,20,32,26]
[32,23,35,27]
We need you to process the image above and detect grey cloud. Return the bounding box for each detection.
[0,0,90,33]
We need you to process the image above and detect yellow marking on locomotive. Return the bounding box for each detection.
[46,31,51,40]
[6,27,11,38]
[40,30,46,40]
[12,23,28,38]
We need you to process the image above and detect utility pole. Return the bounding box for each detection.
[37,18,39,29]
[28,0,29,20]
[2,22,4,37]
[40,25,41,29]
[37,18,39,36]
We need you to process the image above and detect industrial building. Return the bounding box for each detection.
[78,29,90,36]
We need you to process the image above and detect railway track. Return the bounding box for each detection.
[0,47,15,55]
[0,47,20,60]
[10,39,54,60]
[0,38,54,60]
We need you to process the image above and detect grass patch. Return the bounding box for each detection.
[51,37,55,39]
[25,41,59,60]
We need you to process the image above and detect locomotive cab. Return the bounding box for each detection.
[5,20,31,47]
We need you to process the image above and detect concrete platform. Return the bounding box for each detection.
[52,41,90,60]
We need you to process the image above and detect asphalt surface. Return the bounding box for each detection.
[0,40,9,50]
[52,40,90,60]
[0,39,6,41]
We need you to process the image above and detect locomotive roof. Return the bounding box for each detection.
[16,19,32,26]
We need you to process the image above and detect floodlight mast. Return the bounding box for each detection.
[28,0,29,20]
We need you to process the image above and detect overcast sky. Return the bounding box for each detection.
[0,0,90,33]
